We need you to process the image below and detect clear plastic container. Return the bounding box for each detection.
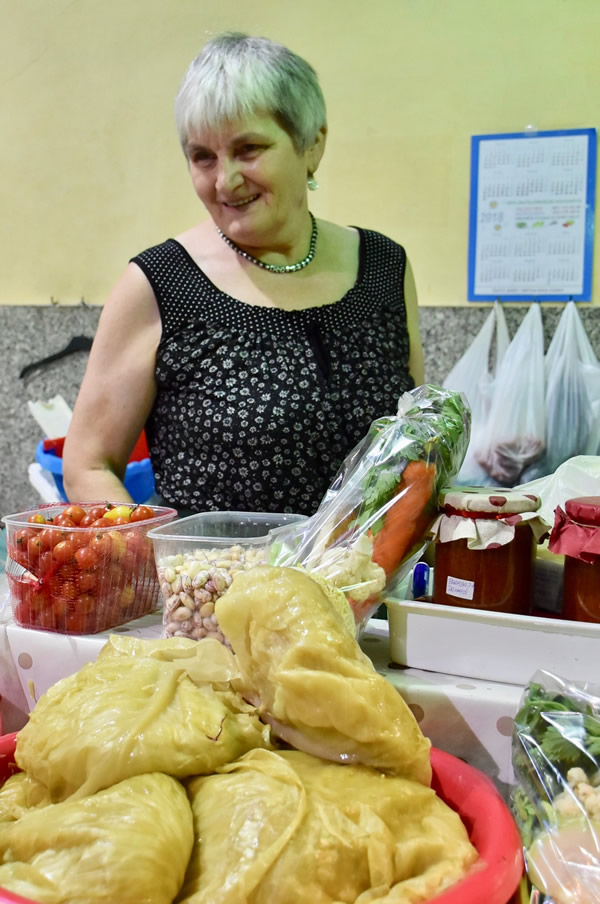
[2,502,177,634]
[148,511,305,643]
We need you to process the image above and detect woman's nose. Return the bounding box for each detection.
[215,156,243,193]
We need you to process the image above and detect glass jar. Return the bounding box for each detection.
[432,489,546,615]
[549,496,600,624]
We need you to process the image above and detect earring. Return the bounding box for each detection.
[307,173,319,191]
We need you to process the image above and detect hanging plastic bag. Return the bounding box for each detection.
[443,301,509,485]
[268,385,471,632]
[521,302,598,482]
[476,303,545,486]
[511,670,600,903]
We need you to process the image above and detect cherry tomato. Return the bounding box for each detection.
[88,506,109,521]
[129,505,155,523]
[39,550,55,577]
[53,539,75,564]
[27,536,43,560]
[65,611,91,633]
[108,531,127,562]
[77,570,98,592]
[118,585,136,610]
[74,546,99,570]
[28,513,47,524]
[39,527,61,550]
[54,515,76,529]
[73,593,96,616]
[68,530,91,550]
[90,533,112,561]
[79,513,96,528]
[15,528,35,547]
[91,518,113,529]
[63,505,86,525]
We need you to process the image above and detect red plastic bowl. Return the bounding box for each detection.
[0,737,522,904]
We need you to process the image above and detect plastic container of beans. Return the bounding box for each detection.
[148,511,306,644]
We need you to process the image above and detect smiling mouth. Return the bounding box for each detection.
[223,194,260,208]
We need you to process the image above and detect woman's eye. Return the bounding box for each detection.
[189,150,215,165]
[238,144,263,157]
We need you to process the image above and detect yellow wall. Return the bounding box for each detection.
[1,0,598,306]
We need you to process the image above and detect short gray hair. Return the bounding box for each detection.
[175,32,327,153]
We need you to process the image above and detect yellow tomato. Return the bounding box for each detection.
[103,505,133,522]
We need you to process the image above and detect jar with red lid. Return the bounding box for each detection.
[548,496,600,623]
[431,489,549,615]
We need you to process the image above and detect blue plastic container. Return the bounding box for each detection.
[35,441,155,504]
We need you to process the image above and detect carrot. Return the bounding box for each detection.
[371,460,437,577]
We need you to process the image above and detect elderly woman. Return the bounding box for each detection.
[63,32,423,515]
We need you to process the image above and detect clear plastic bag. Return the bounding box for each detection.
[476,303,545,486]
[511,670,600,904]
[443,301,509,485]
[269,384,470,631]
[522,302,598,482]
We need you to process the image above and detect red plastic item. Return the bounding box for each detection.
[0,737,523,904]
[42,431,149,463]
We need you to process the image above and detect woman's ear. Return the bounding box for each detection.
[306,125,327,174]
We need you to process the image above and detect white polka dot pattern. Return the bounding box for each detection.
[131,228,413,514]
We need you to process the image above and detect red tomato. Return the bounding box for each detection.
[39,527,61,550]
[68,530,91,550]
[74,546,99,570]
[28,513,47,524]
[53,539,75,564]
[53,515,76,529]
[73,593,96,616]
[27,536,43,560]
[39,550,55,577]
[63,505,86,525]
[79,513,96,528]
[88,506,108,521]
[110,516,131,526]
[129,505,155,523]
[64,611,90,634]
[91,518,113,529]
[77,571,98,592]
[90,533,112,561]
[15,528,35,547]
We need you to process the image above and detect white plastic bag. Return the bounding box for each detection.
[443,302,509,485]
[521,302,598,481]
[476,303,545,486]
[516,455,600,528]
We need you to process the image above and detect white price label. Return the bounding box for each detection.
[446,576,475,601]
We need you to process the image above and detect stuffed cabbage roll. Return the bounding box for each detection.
[215,565,431,784]
[178,748,477,904]
[0,772,193,904]
[0,771,50,824]
[16,636,272,801]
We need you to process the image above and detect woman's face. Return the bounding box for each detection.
[185,112,325,253]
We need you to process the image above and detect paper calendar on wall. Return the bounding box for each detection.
[467,128,596,301]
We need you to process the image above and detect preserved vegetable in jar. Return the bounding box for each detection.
[548,496,600,623]
[431,489,549,615]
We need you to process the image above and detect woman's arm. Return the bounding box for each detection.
[403,255,424,386]
[62,263,162,503]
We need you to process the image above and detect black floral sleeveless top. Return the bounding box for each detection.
[131,228,414,515]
